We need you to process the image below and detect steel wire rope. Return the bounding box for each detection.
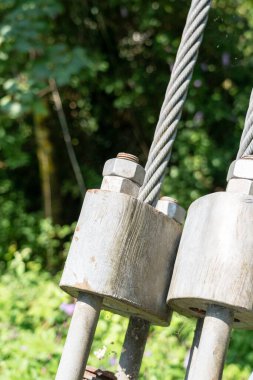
[237,89,253,158]
[138,0,212,205]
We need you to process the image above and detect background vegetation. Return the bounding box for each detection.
[1,0,253,378]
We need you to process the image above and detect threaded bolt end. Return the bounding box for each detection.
[117,152,139,163]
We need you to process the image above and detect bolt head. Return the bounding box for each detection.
[226,178,253,195]
[227,156,253,181]
[101,176,140,197]
[103,158,145,186]
[156,197,186,224]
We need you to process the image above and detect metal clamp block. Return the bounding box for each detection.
[167,191,253,329]
[60,189,182,326]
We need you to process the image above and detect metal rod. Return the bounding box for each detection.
[189,305,233,380]
[117,317,150,380]
[184,318,203,380]
[56,293,102,380]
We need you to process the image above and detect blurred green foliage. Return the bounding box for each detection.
[0,256,252,379]
[1,0,253,378]
[1,0,253,260]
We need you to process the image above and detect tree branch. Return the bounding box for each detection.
[49,78,86,198]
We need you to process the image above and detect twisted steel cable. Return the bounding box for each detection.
[138,0,212,205]
[237,89,253,158]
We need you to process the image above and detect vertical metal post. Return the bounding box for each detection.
[184,318,203,380]
[189,305,233,380]
[56,293,102,380]
[117,317,150,380]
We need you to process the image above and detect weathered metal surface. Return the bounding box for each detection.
[167,191,253,328]
[102,158,145,186]
[116,196,185,380]
[227,155,253,181]
[84,366,116,380]
[60,189,182,325]
[101,153,143,197]
[188,306,233,380]
[184,319,203,380]
[56,293,102,380]
[117,317,150,380]
[101,176,140,197]
[156,197,186,224]
[56,154,145,380]
[226,178,253,195]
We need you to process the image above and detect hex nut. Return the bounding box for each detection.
[103,158,145,186]
[156,197,186,224]
[227,156,253,181]
[226,178,253,195]
[101,175,140,197]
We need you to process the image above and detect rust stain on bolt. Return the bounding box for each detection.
[190,307,206,316]
[75,280,92,291]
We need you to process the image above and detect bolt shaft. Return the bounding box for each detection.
[56,293,102,380]
[188,306,233,380]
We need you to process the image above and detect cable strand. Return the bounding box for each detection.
[138,0,212,205]
[237,89,253,158]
